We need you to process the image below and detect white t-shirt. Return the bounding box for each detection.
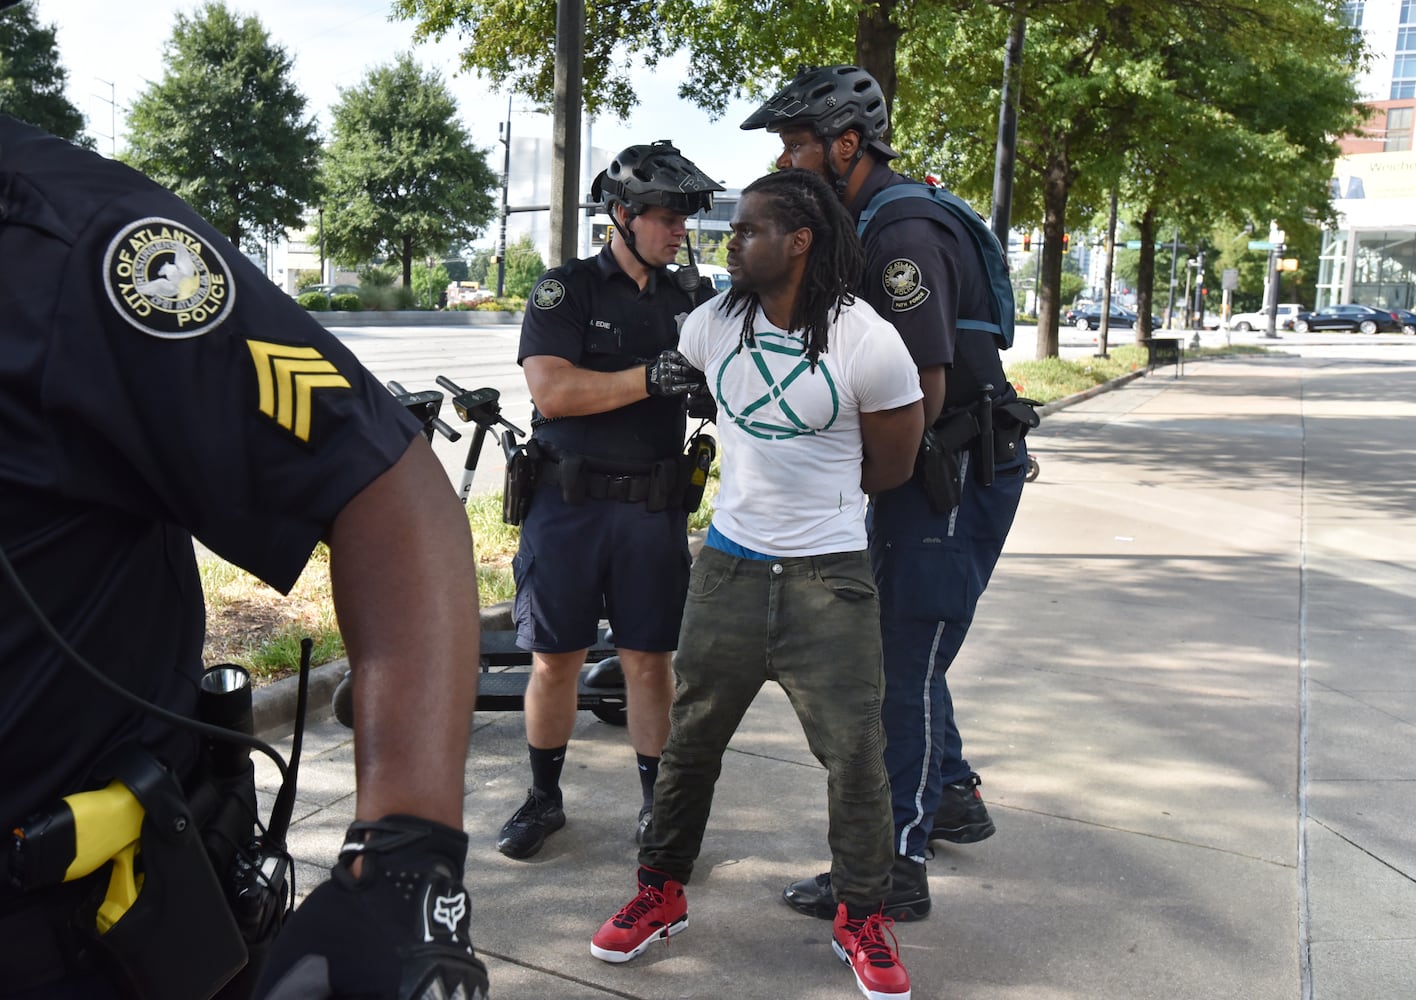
[678,294,922,556]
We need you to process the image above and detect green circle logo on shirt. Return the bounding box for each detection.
[103,217,235,338]
[532,278,566,310]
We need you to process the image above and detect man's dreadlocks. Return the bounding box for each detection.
[724,168,865,371]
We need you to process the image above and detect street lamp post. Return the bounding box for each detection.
[496,95,511,299]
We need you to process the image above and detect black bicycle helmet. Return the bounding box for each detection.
[590,139,723,216]
[740,65,898,159]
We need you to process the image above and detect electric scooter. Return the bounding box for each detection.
[329,378,628,730]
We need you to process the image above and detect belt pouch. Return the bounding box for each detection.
[646,457,679,512]
[503,443,539,525]
[558,455,588,505]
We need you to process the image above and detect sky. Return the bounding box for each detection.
[33,0,777,191]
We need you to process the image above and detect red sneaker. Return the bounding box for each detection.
[590,876,688,963]
[832,903,911,999]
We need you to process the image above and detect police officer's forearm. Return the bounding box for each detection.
[919,365,947,426]
[523,355,650,417]
[327,437,479,830]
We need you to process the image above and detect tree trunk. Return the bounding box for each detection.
[855,0,902,129]
[1135,206,1158,342]
[401,233,413,290]
[1036,159,1072,359]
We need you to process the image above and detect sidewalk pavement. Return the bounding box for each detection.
[253,348,1416,999]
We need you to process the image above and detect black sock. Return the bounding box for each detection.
[636,753,659,810]
[529,744,567,804]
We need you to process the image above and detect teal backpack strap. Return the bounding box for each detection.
[857,182,1016,349]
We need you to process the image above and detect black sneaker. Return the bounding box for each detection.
[781,854,930,921]
[496,787,566,859]
[635,805,653,846]
[929,773,996,844]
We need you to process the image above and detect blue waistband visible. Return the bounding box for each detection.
[704,524,775,560]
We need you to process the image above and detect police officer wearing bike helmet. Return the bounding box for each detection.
[500,140,721,860]
[0,103,488,998]
[743,65,1032,920]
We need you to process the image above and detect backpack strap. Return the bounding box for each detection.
[857,182,1016,349]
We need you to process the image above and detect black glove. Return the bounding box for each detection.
[686,384,718,421]
[645,349,704,397]
[255,815,488,1000]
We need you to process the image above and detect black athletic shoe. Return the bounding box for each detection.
[929,773,996,844]
[635,805,653,846]
[781,854,930,921]
[496,787,566,859]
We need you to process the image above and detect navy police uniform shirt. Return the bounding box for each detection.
[851,159,1016,411]
[0,115,421,823]
[517,245,715,465]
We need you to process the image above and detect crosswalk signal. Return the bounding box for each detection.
[1062,233,1070,253]
[1022,233,1031,252]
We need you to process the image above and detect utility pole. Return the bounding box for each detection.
[1097,189,1118,355]
[496,95,511,298]
[1263,226,1285,338]
[989,11,1026,247]
[549,0,584,267]
[93,77,116,157]
[1165,228,1180,329]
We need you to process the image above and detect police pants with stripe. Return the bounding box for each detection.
[869,445,1027,861]
[639,546,894,908]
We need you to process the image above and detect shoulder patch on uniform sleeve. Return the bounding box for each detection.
[246,339,351,443]
[103,217,235,338]
[532,278,566,310]
[881,258,931,313]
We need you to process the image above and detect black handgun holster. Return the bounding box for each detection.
[503,440,541,525]
[917,409,978,514]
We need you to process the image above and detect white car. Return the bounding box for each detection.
[1227,303,1303,331]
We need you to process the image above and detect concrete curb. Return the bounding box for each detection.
[251,602,515,738]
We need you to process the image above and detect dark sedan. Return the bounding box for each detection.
[1072,305,1136,330]
[1293,304,1403,334]
[1391,307,1416,334]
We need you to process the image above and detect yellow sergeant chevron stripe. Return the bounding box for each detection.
[247,339,352,442]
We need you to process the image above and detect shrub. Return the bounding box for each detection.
[298,292,331,311]
[330,292,362,311]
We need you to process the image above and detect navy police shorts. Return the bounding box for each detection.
[513,484,691,653]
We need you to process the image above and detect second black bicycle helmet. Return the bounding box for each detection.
[740,65,898,159]
[590,140,723,216]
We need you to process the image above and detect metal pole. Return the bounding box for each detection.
[1097,189,1118,354]
[550,0,585,267]
[989,11,1026,246]
[1166,228,1180,328]
[496,95,510,298]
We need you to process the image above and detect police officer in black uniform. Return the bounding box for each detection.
[1,110,488,999]
[496,140,721,860]
[742,65,1033,921]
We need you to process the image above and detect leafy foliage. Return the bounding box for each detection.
[0,3,90,145]
[320,53,499,289]
[122,2,321,253]
[503,234,546,298]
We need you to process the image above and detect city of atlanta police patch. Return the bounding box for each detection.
[103,217,235,338]
[882,258,930,313]
[532,278,566,310]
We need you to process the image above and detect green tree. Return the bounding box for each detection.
[503,234,545,298]
[0,2,90,145]
[123,2,320,254]
[321,53,498,289]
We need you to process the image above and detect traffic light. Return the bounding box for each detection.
[1062,233,1070,253]
[1022,233,1031,252]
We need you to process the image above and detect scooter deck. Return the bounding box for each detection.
[475,627,623,713]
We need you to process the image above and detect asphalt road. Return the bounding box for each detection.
[324,318,1416,496]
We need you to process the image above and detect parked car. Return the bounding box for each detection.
[1227,303,1303,332]
[1292,303,1403,334]
[1072,304,1136,330]
[301,282,361,297]
[1390,307,1416,334]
